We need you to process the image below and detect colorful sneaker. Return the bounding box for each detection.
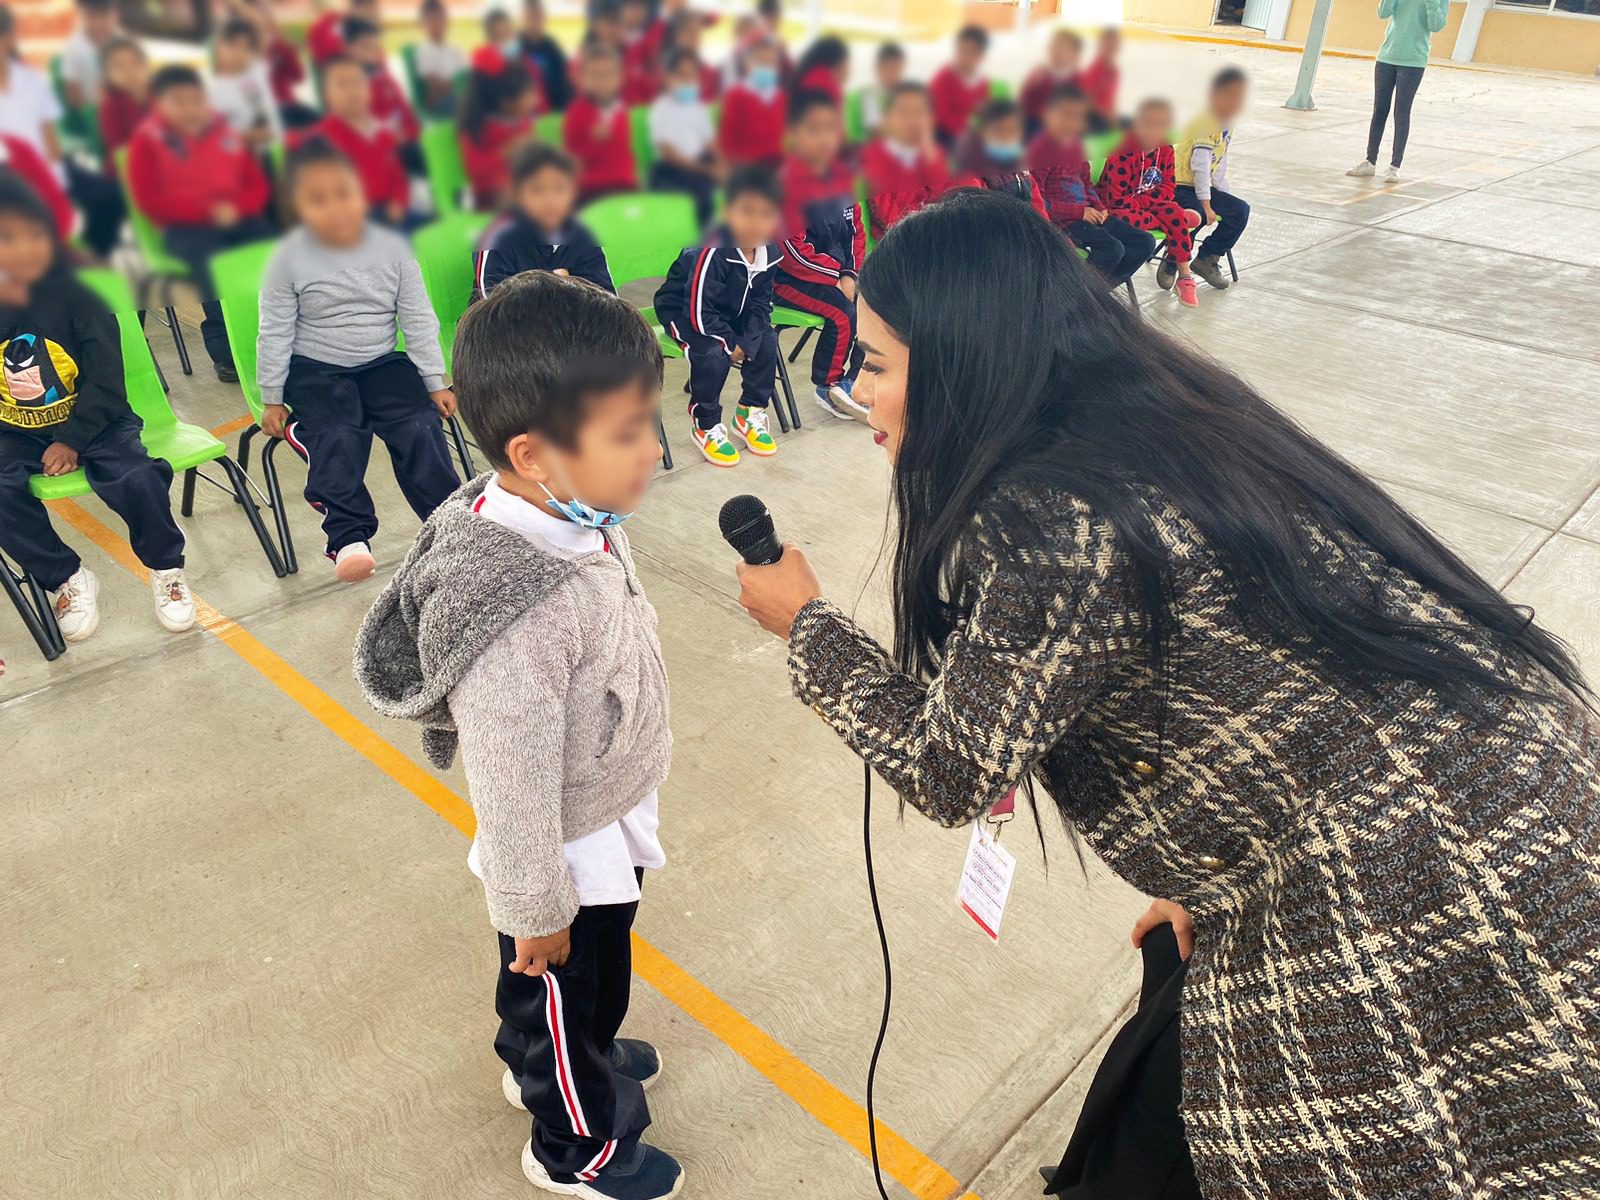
[503,1039,663,1112]
[52,566,100,643]
[150,567,196,632]
[814,386,854,421]
[333,541,377,582]
[692,422,739,466]
[828,377,869,416]
[733,405,776,456]
[1175,275,1199,308]
[522,1138,684,1199]
[1346,160,1376,177]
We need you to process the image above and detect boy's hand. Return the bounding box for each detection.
[386,200,406,225]
[1083,208,1108,225]
[429,388,457,418]
[41,442,79,476]
[261,403,289,437]
[552,268,570,276]
[212,201,240,227]
[510,927,572,975]
[730,346,747,365]
[837,275,857,301]
[1202,202,1218,226]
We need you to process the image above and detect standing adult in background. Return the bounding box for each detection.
[733,189,1600,1200]
[1348,0,1448,182]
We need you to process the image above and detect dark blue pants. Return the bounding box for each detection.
[495,886,650,1181]
[0,414,184,590]
[1173,186,1250,259]
[280,352,459,556]
[662,316,776,431]
[163,217,278,367]
[1067,216,1157,286]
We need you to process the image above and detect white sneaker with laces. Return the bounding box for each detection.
[334,541,377,583]
[150,567,196,632]
[1346,160,1376,177]
[814,386,854,421]
[828,379,869,416]
[1383,164,1401,182]
[53,566,101,643]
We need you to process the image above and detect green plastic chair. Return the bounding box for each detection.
[535,111,563,144]
[420,121,469,217]
[114,148,196,376]
[49,55,101,157]
[629,104,654,179]
[843,89,867,143]
[413,210,493,377]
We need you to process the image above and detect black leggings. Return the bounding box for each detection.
[1367,61,1425,168]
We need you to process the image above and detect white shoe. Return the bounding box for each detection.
[1346,160,1376,177]
[813,386,855,421]
[333,541,377,582]
[150,567,196,632]
[52,567,100,643]
[1383,164,1401,182]
[502,1067,527,1111]
[828,379,869,416]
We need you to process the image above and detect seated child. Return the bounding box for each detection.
[234,0,316,129]
[618,0,662,104]
[1026,84,1154,289]
[717,37,786,168]
[0,170,194,641]
[307,0,379,67]
[647,48,720,227]
[459,48,538,211]
[59,0,119,111]
[211,17,285,154]
[1174,66,1250,292]
[1021,27,1082,137]
[563,44,638,201]
[300,55,413,228]
[1100,97,1205,308]
[928,24,989,148]
[858,41,905,137]
[861,82,949,238]
[652,166,783,467]
[97,35,149,171]
[792,35,849,104]
[474,142,614,299]
[0,134,73,240]
[518,0,572,111]
[1080,25,1122,133]
[775,91,867,422]
[344,16,422,153]
[256,141,461,582]
[414,0,467,119]
[954,99,1047,216]
[354,269,681,1200]
[664,10,720,101]
[127,64,274,382]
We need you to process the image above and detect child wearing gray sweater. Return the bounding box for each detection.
[354,272,683,1200]
[256,139,460,582]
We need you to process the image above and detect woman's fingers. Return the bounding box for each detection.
[1132,899,1196,960]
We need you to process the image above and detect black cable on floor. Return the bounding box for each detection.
[863,759,893,1200]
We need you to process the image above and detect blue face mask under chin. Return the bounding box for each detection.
[673,82,700,103]
[748,66,778,92]
[986,140,1024,163]
[538,482,633,530]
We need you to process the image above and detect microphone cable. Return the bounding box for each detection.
[862,759,893,1200]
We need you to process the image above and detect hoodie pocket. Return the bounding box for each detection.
[595,688,624,759]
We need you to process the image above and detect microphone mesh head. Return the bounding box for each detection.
[719,494,775,558]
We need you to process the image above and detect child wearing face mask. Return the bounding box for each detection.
[954,99,1047,218]
[647,49,721,227]
[354,270,682,1200]
[718,37,786,168]
[255,141,460,583]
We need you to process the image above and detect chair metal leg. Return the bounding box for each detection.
[238,423,257,474]
[218,455,288,578]
[2,557,62,660]
[769,375,791,433]
[787,325,815,365]
[25,571,65,656]
[1124,278,1139,311]
[164,304,193,375]
[137,309,171,392]
[181,466,198,517]
[261,436,300,575]
[1227,250,1239,281]
[655,413,673,471]
[775,352,802,430]
[446,415,475,477]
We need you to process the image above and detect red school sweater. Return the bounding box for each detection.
[1098,135,1177,215]
[460,115,534,209]
[860,138,950,236]
[1020,66,1081,126]
[563,98,638,194]
[368,67,420,144]
[126,113,270,227]
[928,65,988,141]
[718,84,786,165]
[1025,130,1101,226]
[296,114,409,211]
[0,134,73,238]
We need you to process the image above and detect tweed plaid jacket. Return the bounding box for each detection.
[787,489,1600,1199]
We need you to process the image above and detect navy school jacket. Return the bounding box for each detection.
[472,212,615,301]
[652,232,781,358]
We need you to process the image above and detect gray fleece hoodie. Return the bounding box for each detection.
[354,475,672,938]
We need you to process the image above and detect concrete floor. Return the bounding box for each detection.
[7,39,1600,1200]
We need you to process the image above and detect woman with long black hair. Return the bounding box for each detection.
[735,189,1600,1200]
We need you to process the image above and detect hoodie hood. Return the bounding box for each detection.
[354,474,584,769]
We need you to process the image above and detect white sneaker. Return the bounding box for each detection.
[1346,160,1376,177]
[828,379,870,416]
[333,541,377,583]
[53,567,101,642]
[150,567,196,632]
[1383,164,1401,182]
[813,386,855,421]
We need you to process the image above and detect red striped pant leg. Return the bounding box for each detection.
[774,277,857,388]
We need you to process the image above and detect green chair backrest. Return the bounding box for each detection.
[989,79,1013,102]
[210,239,281,420]
[1086,131,1123,185]
[843,88,866,143]
[536,111,563,144]
[115,148,190,277]
[401,43,425,108]
[414,211,493,375]
[629,104,653,179]
[578,192,697,288]
[420,121,469,217]
[77,268,177,433]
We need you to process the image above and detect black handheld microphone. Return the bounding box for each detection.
[718,494,784,565]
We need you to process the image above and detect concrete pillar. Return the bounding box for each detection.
[1452,0,1490,62]
[1285,0,1334,110]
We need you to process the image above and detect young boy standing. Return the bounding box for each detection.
[653,166,782,466]
[354,270,681,1200]
[256,142,460,582]
[928,25,990,148]
[1174,66,1250,292]
[474,142,614,299]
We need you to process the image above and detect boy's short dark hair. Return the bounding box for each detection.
[977,97,1020,127]
[420,0,445,14]
[724,164,782,208]
[1212,65,1247,91]
[219,16,259,46]
[956,24,989,50]
[876,41,905,64]
[583,40,621,64]
[1056,28,1085,49]
[1137,95,1173,117]
[284,136,355,190]
[150,63,204,97]
[1048,82,1087,107]
[664,47,699,75]
[101,34,144,64]
[756,0,782,17]
[886,80,928,105]
[787,87,837,126]
[341,15,380,43]
[509,138,575,185]
[321,52,363,76]
[484,6,510,31]
[455,272,663,463]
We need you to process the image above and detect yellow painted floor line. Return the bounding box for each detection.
[48,496,980,1200]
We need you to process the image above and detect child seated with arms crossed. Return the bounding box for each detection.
[256,141,461,583]
[300,55,413,228]
[1027,83,1154,290]
[776,91,868,422]
[1099,97,1205,307]
[459,48,539,211]
[861,82,949,239]
[647,48,721,228]
[652,166,782,467]
[354,270,682,1200]
[474,141,613,300]
[564,44,639,201]
[0,171,194,641]
[858,41,905,138]
[717,37,786,168]
[1174,66,1250,292]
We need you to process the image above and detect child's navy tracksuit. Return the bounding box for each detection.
[652,235,781,431]
[775,158,866,391]
[472,213,616,301]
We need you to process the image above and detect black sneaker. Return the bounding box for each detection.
[521,1139,684,1199]
[609,1039,663,1090]
[214,362,240,384]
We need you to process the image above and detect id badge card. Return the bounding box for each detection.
[956,795,1018,943]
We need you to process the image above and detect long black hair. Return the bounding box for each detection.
[857,188,1587,712]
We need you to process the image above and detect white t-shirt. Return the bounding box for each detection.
[210,62,283,142]
[466,474,666,908]
[413,38,466,82]
[648,93,714,164]
[59,28,107,106]
[0,61,64,159]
